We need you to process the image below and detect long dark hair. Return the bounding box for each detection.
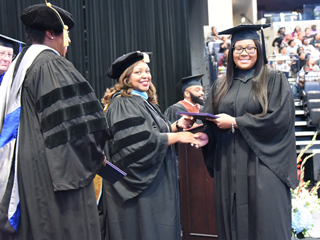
[213,39,268,117]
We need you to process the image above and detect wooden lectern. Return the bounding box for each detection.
[179,125,219,240]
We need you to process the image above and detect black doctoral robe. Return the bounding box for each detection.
[164,102,202,125]
[202,68,298,240]
[0,49,107,240]
[100,95,181,240]
[164,102,188,123]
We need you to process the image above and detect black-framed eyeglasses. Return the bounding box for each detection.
[0,51,16,59]
[232,46,257,55]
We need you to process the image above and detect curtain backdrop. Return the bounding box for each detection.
[0,0,191,110]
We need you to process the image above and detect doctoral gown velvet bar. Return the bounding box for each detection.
[0,49,107,240]
[100,95,181,240]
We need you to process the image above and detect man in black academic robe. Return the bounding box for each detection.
[164,74,204,125]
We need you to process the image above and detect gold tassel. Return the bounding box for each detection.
[142,52,150,63]
[63,25,69,47]
[45,0,69,47]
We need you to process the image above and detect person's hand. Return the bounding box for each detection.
[177,115,196,129]
[208,113,235,129]
[176,131,202,147]
[193,132,209,147]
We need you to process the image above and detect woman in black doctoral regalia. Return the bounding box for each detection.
[99,51,201,240]
[0,2,108,240]
[195,24,298,240]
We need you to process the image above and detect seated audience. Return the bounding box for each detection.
[297,46,304,54]
[310,33,320,51]
[305,27,314,43]
[300,57,320,77]
[291,61,320,99]
[272,29,285,49]
[273,46,291,78]
[302,38,319,60]
[290,51,307,76]
[206,26,220,44]
[281,34,292,47]
[311,25,318,35]
[297,52,307,71]
[291,26,302,38]
[286,40,298,55]
[218,49,228,67]
[294,32,304,47]
[218,36,230,53]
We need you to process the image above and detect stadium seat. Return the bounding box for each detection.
[302,82,320,106]
[307,91,320,101]
[304,81,320,93]
[309,108,320,125]
[307,99,320,110]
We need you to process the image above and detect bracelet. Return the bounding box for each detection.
[231,118,235,134]
[176,121,183,131]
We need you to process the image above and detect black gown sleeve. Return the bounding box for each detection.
[105,96,169,201]
[236,69,298,189]
[21,52,107,191]
[201,80,221,177]
[164,103,186,123]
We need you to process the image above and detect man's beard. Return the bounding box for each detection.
[190,92,204,105]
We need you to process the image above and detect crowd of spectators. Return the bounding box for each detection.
[206,27,232,78]
[205,24,320,94]
[270,24,320,99]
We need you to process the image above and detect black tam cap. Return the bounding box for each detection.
[219,24,271,64]
[106,51,152,79]
[20,3,75,32]
[177,74,204,93]
[0,34,25,49]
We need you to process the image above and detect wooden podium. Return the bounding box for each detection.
[179,126,218,240]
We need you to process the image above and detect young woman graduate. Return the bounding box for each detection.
[195,24,298,240]
[99,51,201,240]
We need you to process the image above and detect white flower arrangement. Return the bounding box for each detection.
[291,132,320,239]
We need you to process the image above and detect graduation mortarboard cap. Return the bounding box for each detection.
[0,34,25,49]
[106,51,152,79]
[219,24,271,64]
[20,1,75,47]
[177,74,204,93]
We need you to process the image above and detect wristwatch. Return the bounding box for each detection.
[176,121,183,131]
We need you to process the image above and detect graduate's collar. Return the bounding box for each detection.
[131,89,148,100]
[234,67,255,82]
[183,99,197,107]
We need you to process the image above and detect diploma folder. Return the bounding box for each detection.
[97,161,127,184]
[176,111,219,121]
